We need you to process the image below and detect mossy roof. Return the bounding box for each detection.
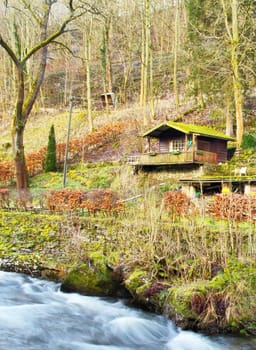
[143,121,236,141]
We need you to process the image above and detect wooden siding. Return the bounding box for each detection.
[193,150,217,163]
[197,139,211,151]
[197,137,227,163]
[212,139,227,163]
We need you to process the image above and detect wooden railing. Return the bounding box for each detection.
[127,150,218,165]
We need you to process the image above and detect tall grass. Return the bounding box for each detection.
[112,191,256,283]
[2,180,256,285]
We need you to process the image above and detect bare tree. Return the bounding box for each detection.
[221,0,243,148]
[0,0,96,194]
[83,15,94,131]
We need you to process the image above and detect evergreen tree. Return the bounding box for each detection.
[44,125,57,172]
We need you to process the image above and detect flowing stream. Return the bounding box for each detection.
[0,271,255,350]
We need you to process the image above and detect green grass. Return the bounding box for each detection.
[29,162,122,192]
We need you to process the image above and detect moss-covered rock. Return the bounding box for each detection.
[124,269,149,297]
[41,266,66,281]
[165,281,210,330]
[136,281,171,312]
[61,253,129,297]
[123,269,170,311]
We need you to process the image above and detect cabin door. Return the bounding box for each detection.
[159,139,169,153]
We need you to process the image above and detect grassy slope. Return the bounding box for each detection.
[0,101,161,157]
[0,97,220,160]
[0,109,92,160]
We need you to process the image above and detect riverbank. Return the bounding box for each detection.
[1,210,256,335]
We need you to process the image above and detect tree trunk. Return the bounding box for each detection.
[231,0,243,148]
[173,1,180,112]
[12,60,28,192]
[225,95,234,137]
[221,0,243,147]
[143,0,150,108]
[12,120,27,191]
[140,0,150,125]
[85,17,93,132]
[149,43,155,121]
[140,17,145,107]
[105,17,113,93]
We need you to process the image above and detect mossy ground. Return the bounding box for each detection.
[1,207,256,334]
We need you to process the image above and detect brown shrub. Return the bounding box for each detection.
[44,188,123,215]
[163,191,195,218]
[81,189,123,215]
[44,189,87,212]
[208,193,256,221]
[0,161,15,183]
[191,293,206,315]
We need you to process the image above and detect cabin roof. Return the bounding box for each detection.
[143,121,236,141]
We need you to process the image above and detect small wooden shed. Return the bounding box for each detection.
[129,121,235,166]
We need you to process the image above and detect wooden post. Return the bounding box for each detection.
[63,97,73,188]
[148,137,151,152]
[192,134,196,161]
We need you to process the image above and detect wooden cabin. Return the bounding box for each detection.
[129,121,235,167]
[100,92,117,108]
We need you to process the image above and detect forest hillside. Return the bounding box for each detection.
[1,1,256,159]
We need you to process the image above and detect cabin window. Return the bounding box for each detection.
[170,139,185,152]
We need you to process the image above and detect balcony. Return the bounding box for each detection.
[127,150,218,166]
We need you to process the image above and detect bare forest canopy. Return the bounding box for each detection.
[0,0,256,147]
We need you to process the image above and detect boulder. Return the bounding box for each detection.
[61,253,129,297]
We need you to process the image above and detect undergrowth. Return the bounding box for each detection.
[1,186,256,332]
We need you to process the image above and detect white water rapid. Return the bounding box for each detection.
[0,271,254,350]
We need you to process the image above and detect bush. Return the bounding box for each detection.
[81,189,123,214]
[44,125,57,172]
[208,193,256,221]
[44,189,87,211]
[0,188,10,208]
[241,134,256,150]
[44,188,123,214]
[163,191,194,218]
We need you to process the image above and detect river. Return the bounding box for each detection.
[0,271,255,350]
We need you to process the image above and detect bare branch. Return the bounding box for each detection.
[50,40,82,59]
[21,12,85,64]
[0,34,21,68]
[75,0,106,18]
[220,0,233,40]
[69,0,74,12]
[20,0,42,24]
